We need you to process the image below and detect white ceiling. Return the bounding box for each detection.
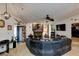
[0,3,79,23]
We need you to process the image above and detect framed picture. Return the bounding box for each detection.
[0,20,5,28]
[8,25,12,30]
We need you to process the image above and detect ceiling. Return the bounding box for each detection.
[0,3,79,23]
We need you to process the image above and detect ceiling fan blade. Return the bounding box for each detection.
[46,14,54,21]
[49,18,54,21]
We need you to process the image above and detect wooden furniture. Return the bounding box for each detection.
[51,25,55,38]
[33,30,43,39]
[22,26,26,42]
[51,32,55,38]
[32,24,43,39]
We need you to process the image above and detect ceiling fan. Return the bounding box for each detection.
[43,15,54,21]
[0,3,11,20]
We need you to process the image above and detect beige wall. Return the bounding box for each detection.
[55,14,79,38]
[0,16,17,41]
[26,23,33,38]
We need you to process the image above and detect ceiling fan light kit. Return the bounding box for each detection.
[46,15,50,19]
[3,11,11,20]
[46,15,54,21]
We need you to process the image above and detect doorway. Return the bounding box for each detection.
[16,26,26,43]
[71,23,79,43]
[17,26,23,42]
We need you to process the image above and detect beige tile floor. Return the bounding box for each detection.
[64,37,79,56]
[0,37,79,56]
[0,43,34,56]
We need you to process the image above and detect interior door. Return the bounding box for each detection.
[17,26,23,42]
[19,27,23,42]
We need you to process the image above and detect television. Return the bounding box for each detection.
[56,24,66,31]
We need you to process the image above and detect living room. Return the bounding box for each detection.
[0,3,79,56]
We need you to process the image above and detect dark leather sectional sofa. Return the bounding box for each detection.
[26,38,72,56]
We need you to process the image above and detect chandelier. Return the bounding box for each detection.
[3,3,11,20]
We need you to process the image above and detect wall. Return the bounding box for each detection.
[55,14,79,38]
[26,23,33,38]
[43,24,49,38]
[0,16,17,41]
